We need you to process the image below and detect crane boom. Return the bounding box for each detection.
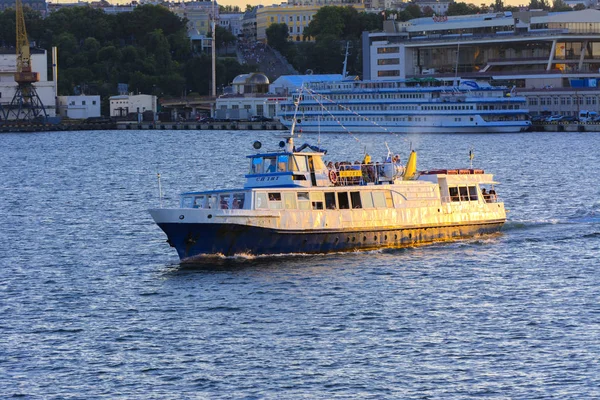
[14,0,38,84]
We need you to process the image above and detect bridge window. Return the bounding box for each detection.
[250,157,263,174]
[263,157,277,173]
[350,192,362,209]
[268,192,282,209]
[277,155,289,172]
[459,187,469,201]
[182,196,193,208]
[325,192,337,209]
[283,192,297,209]
[361,192,374,208]
[255,193,268,209]
[468,186,478,201]
[337,192,350,209]
[297,191,310,210]
[207,195,217,209]
[219,194,230,209]
[294,155,308,172]
[310,192,324,210]
[232,193,245,209]
[373,192,386,208]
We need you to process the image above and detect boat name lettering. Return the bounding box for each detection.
[257,176,279,182]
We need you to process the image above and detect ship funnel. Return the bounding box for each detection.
[403,150,417,180]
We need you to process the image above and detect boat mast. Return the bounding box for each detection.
[211,0,217,97]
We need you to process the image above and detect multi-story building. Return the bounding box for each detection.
[242,6,259,41]
[362,9,600,115]
[219,13,243,37]
[170,1,220,52]
[0,0,47,14]
[255,1,365,43]
[0,48,56,118]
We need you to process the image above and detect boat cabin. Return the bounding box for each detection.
[245,150,330,189]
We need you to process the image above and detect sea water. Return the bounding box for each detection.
[1,130,599,398]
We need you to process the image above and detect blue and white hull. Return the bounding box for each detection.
[153,220,504,260]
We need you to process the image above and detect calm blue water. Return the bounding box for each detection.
[1,129,599,399]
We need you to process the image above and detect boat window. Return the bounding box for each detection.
[251,157,263,174]
[283,192,297,209]
[459,186,469,201]
[350,192,362,209]
[337,192,350,209]
[312,156,326,171]
[325,192,337,209]
[255,192,268,209]
[264,157,277,173]
[232,193,245,209]
[277,155,289,172]
[385,191,394,208]
[297,191,310,210]
[373,192,386,208]
[310,192,324,210]
[294,155,308,172]
[361,192,374,208]
[468,186,478,201]
[207,195,217,209]
[449,187,460,202]
[182,196,194,208]
[219,194,230,209]
[268,192,282,209]
[193,195,205,208]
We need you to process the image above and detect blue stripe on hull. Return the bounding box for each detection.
[156,222,505,260]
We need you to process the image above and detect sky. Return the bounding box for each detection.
[49,0,528,10]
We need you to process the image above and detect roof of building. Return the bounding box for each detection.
[270,74,347,87]
[232,72,270,85]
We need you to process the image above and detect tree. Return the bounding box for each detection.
[422,6,434,17]
[447,2,483,16]
[266,23,290,53]
[551,0,572,11]
[215,25,237,54]
[573,3,586,10]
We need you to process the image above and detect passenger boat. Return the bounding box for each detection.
[149,120,506,260]
[278,79,531,134]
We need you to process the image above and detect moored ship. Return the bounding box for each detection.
[278,79,531,134]
[149,127,506,260]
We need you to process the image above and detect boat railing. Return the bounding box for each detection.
[441,195,500,204]
[327,162,404,187]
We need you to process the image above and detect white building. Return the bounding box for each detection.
[362,9,600,115]
[214,73,347,119]
[219,13,243,37]
[109,94,157,118]
[0,48,56,119]
[56,95,101,119]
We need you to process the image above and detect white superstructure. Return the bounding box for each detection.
[278,79,531,134]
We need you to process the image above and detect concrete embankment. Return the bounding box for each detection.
[1,121,286,133]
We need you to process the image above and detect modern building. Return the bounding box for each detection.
[362,9,600,115]
[57,95,101,119]
[0,47,56,119]
[255,1,365,43]
[109,94,157,119]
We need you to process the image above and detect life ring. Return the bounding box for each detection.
[328,169,338,185]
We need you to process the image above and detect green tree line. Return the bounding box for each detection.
[0,5,250,107]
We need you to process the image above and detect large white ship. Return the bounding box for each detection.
[278,79,531,134]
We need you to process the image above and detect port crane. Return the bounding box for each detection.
[2,0,48,121]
